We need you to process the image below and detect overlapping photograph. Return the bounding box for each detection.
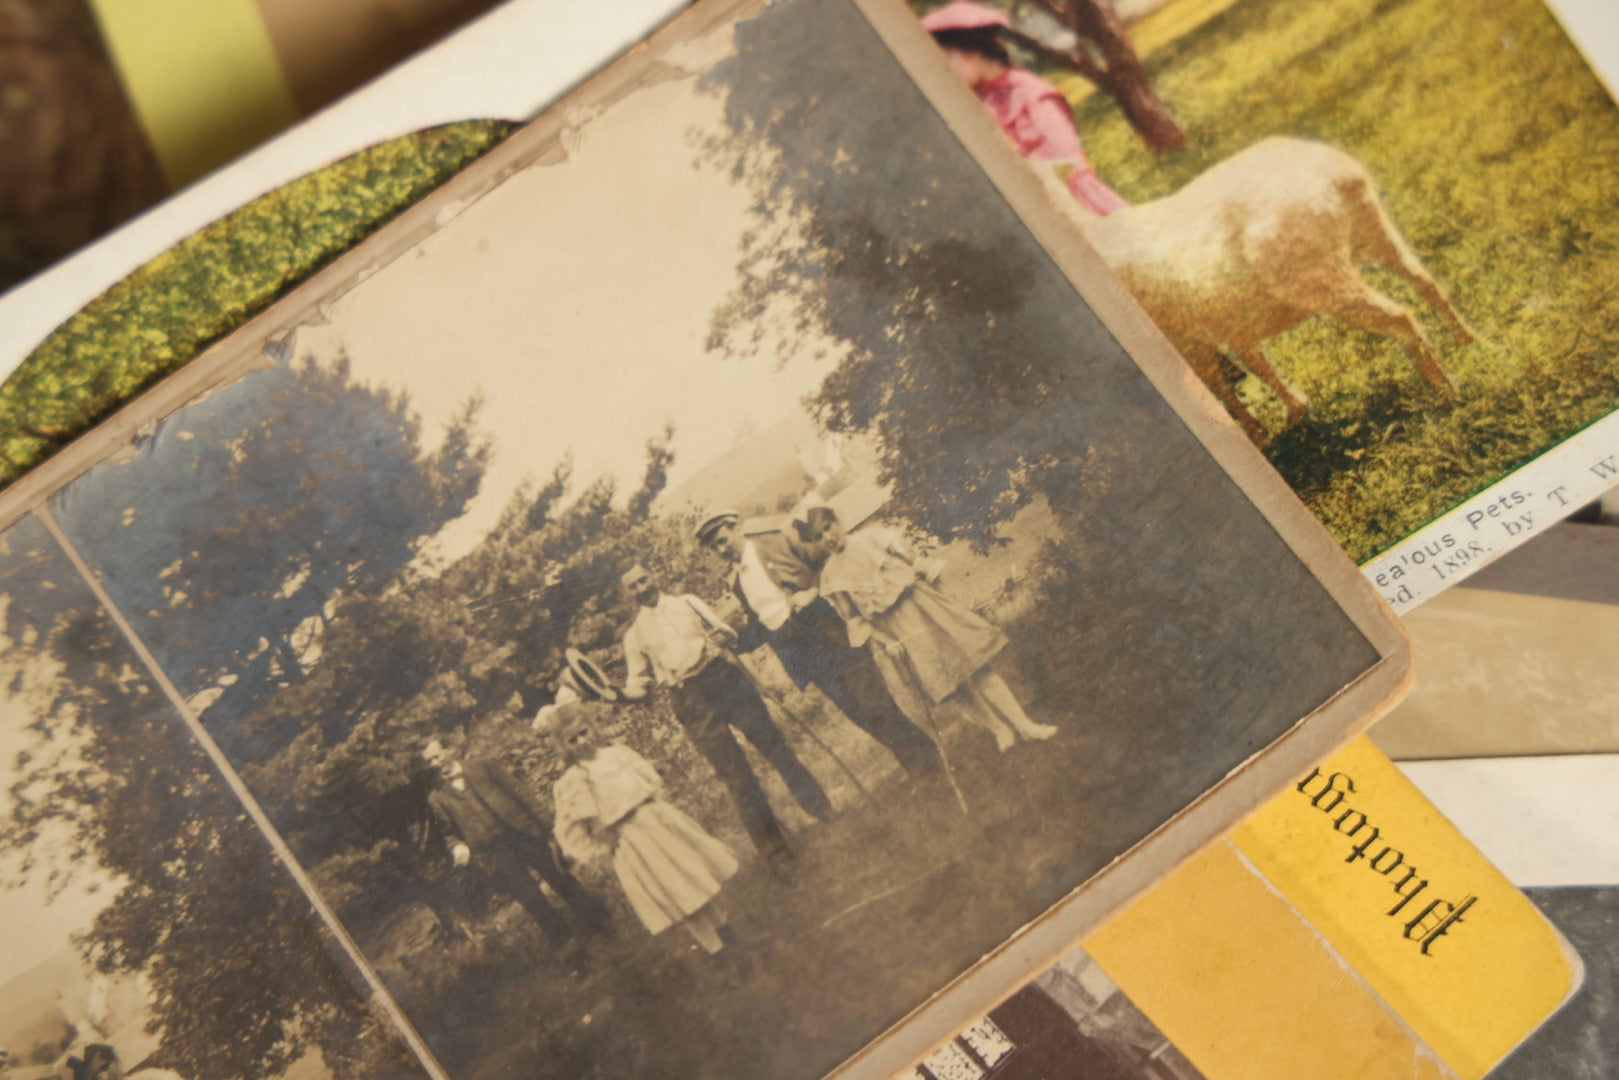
[0,518,428,1079]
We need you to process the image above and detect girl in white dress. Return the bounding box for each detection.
[800,506,1057,752]
[543,702,739,954]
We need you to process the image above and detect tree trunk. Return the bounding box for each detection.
[1097,62,1185,151]
[1053,0,1186,152]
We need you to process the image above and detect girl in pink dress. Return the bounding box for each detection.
[922,1,1129,216]
[799,507,1058,753]
[544,702,740,955]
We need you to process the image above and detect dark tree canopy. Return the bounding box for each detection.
[227,430,758,1071]
[4,355,488,1073]
[52,355,489,759]
[702,0,1162,548]
[0,517,423,1079]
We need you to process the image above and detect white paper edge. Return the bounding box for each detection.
[1398,755,1619,887]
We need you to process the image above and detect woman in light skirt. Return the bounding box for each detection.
[800,506,1057,752]
[544,702,739,955]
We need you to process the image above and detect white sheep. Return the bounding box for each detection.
[1074,137,1477,442]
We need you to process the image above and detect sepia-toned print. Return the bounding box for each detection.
[0,516,429,1080]
[1,0,1404,1076]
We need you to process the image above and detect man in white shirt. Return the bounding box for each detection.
[696,511,944,783]
[617,563,832,863]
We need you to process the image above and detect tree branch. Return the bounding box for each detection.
[1003,27,1106,85]
[20,424,75,442]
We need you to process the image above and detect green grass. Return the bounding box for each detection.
[1070,0,1619,560]
[0,120,514,484]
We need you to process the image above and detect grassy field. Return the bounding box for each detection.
[0,121,512,485]
[1068,0,1619,560]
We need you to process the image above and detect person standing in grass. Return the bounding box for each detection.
[696,509,946,784]
[614,562,834,867]
[923,1,1129,216]
[799,506,1058,753]
[544,702,740,956]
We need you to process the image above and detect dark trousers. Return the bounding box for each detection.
[478,832,611,945]
[768,606,944,781]
[671,659,833,859]
[816,648,944,780]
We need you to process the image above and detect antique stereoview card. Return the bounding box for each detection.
[0,0,1409,1076]
[904,948,1204,1080]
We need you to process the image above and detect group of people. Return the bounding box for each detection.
[420,503,1058,965]
[413,0,1119,969]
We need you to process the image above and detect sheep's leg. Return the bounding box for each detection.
[1232,344,1309,427]
[1312,274,1456,394]
[1351,197,1479,346]
[1181,340,1268,443]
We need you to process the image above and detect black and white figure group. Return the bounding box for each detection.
[419,505,1057,964]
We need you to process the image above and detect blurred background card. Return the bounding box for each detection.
[0,0,168,292]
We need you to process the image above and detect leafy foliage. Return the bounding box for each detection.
[7,354,488,1073]
[0,120,513,485]
[243,426,748,855]
[4,2,1551,1072]
[0,518,424,1079]
[53,355,490,759]
[702,0,1170,550]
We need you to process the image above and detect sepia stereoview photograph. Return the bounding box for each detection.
[1,0,1409,1076]
[0,517,430,1079]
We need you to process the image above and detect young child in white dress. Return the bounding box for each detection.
[799,506,1057,752]
[542,702,740,955]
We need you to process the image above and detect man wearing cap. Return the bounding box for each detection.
[421,737,611,963]
[696,510,945,783]
[616,562,833,864]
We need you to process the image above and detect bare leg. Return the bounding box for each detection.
[683,904,726,955]
[1302,271,1455,393]
[948,684,1017,751]
[970,671,1057,744]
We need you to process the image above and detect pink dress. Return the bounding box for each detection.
[975,68,1128,216]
